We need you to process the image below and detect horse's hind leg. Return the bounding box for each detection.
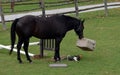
[17,38,24,63]
[23,38,32,63]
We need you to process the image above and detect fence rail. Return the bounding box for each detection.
[1,0,92,13]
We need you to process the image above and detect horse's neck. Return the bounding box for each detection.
[65,20,76,31]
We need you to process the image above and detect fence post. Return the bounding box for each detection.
[74,0,79,17]
[39,0,46,57]
[10,0,15,12]
[0,1,6,30]
[40,0,45,17]
[40,39,44,57]
[103,0,108,16]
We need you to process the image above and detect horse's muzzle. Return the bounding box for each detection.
[79,36,84,39]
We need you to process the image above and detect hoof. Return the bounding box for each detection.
[29,61,33,64]
[29,61,32,64]
[54,58,61,62]
[19,61,23,64]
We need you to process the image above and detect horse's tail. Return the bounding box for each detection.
[9,18,19,55]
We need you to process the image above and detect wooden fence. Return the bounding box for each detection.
[1,0,91,13]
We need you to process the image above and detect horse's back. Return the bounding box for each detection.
[33,16,67,39]
[17,15,37,24]
[15,14,74,39]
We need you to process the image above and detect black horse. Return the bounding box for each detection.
[10,14,85,63]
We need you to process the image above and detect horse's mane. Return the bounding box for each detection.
[50,14,80,24]
[61,14,80,21]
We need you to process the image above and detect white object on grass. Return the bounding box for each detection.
[49,64,68,68]
[0,42,39,57]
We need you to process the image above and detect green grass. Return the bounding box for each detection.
[0,8,120,75]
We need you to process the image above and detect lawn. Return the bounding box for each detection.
[0,8,120,75]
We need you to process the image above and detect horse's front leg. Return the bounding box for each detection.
[54,38,63,62]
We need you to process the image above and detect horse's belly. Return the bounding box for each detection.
[33,33,60,39]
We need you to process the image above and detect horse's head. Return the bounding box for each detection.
[74,19,85,39]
